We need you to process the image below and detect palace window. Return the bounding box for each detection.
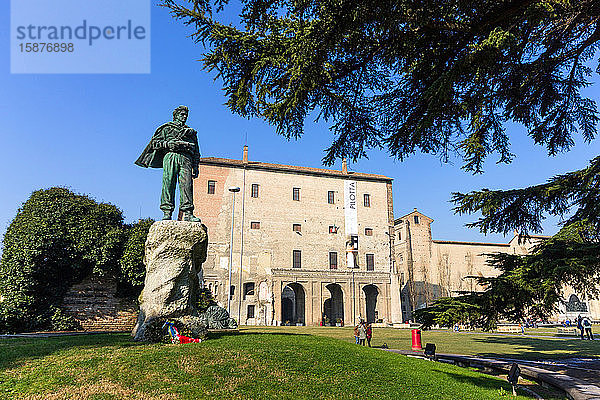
[251,184,259,198]
[414,215,420,224]
[293,187,301,201]
[229,285,235,299]
[247,305,255,318]
[207,180,216,194]
[398,230,402,240]
[329,252,338,270]
[365,228,373,236]
[329,225,338,234]
[250,221,260,229]
[366,254,375,271]
[243,282,255,299]
[293,250,302,268]
[293,223,302,232]
[364,193,371,207]
[327,191,335,204]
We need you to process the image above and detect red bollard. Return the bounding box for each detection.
[411,329,422,350]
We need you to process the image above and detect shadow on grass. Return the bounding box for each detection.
[0,333,140,371]
[470,335,600,360]
[433,369,513,393]
[208,330,311,340]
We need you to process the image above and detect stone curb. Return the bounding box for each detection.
[386,349,600,400]
[0,331,129,339]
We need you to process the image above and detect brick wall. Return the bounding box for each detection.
[61,276,138,332]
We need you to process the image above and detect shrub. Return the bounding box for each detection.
[0,187,124,333]
[119,218,154,296]
[49,305,81,331]
[197,287,216,312]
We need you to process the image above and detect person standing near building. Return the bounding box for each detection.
[358,322,367,346]
[354,324,360,344]
[366,323,372,347]
[577,315,584,339]
[582,317,594,340]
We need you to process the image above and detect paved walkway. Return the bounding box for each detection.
[387,349,600,400]
[500,357,600,388]
[430,329,587,340]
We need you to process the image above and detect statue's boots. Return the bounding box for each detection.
[162,211,172,220]
[183,211,201,223]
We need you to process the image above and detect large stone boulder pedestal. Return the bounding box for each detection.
[132,220,208,341]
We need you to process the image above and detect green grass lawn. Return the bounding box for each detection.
[242,326,600,360]
[0,331,537,399]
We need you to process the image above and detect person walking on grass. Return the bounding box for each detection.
[366,323,372,347]
[577,315,584,340]
[582,317,594,340]
[358,321,367,346]
[354,324,360,344]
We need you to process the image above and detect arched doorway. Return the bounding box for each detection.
[281,283,305,325]
[282,297,294,322]
[363,284,379,323]
[324,283,344,325]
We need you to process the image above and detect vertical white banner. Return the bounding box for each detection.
[344,180,358,234]
[344,180,358,268]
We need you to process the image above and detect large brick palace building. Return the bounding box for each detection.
[195,146,401,326]
[195,147,599,326]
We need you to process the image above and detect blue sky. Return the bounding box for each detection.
[1,1,599,245]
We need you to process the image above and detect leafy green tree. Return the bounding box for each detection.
[119,218,155,295]
[413,296,483,330]
[163,0,600,325]
[416,223,600,329]
[197,287,217,312]
[162,0,598,170]
[438,166,600,327]
[0,188,124,333]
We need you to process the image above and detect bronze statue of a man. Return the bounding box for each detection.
[135,106,201,222]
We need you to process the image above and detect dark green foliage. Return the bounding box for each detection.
[414,296,484,330]
[119,218,154,294]
[0,188,124,333]
[162,0,599,171]
[448,158,600,325]
[453,157,600,236]
[197,287,216,312]
[48,305,81,331]
[418,220,600,330]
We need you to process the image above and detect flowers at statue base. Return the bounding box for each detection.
[162,321,202,344]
